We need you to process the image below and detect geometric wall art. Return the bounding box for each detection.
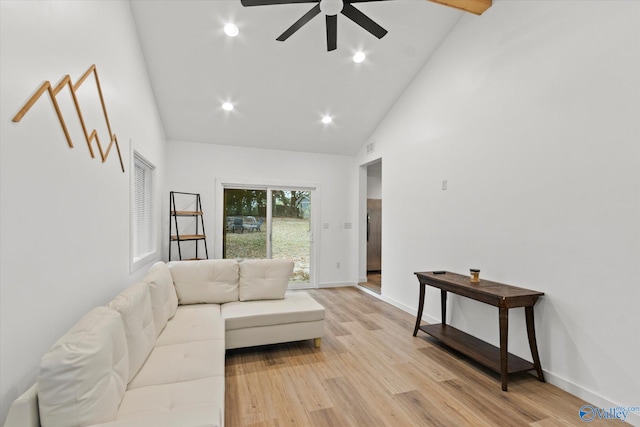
[12,64,125,172]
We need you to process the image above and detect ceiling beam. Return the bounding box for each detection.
[427,0,492,15]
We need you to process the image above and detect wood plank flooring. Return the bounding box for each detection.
[225,287,603,426]
[359,272,381,294]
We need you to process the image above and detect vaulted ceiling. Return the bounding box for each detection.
[130,0,466,155]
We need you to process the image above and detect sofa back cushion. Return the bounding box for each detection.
[169,259,239,304]
[143,261,179,337]
[38,307,128,427]
[107,282,156,383]
[239,259,294,301]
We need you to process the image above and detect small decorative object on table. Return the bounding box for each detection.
[470,268,480,283]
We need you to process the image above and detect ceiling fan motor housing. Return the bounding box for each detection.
[320,0,344,16]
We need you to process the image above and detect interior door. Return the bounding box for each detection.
[367,198,382,272]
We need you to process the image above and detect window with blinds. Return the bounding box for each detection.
[132,152,155,264]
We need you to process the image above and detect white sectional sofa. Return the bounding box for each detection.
[4,258,325,427]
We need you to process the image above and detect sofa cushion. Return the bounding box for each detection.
[91,406,221,427]
[37,307,128,427]
[238,258,294,301]
[156,304,224,346]
[107,282,156,383]
[225,320,325,350]
[222,291,325,330]
[169,259,239,304]
[128,339,225,389]
[142,261,178,337]
[116,377,225,423]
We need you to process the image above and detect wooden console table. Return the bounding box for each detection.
[413,271,545,391]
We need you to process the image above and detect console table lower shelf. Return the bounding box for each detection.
[420,324,536,375]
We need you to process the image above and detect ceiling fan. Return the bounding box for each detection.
[240,0,389,52]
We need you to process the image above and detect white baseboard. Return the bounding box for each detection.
[354,284,440,324]
[352,285,640,426]
[541,372,640,426]
[318,281,355,289]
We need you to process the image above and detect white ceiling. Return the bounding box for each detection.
[130,0,463,156]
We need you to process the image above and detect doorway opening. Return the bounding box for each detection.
[362,160,382,294]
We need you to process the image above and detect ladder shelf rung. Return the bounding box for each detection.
[171,234,206,241]
[171,210,203,216]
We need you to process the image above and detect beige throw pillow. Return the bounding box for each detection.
[38,307,128,427]
[107,282,156,383]
[239,258,294,301]
[143,261,179,337]
[169,259,239,304]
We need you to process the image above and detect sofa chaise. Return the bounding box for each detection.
[4,258,325,427]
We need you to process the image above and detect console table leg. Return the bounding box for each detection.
[413,283,426,336]
[525,306,545,383]
[499,307,509,391]
[441,290,447,325]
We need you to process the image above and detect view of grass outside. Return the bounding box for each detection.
[225,217,310,283]
[272,218,310,283]
[224,188,311,283]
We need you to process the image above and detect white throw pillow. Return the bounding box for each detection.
[107,282,156,383]
[38,307,128,427]
[143,261,179,337]
[169,259,239,304]
[239,259,294,301]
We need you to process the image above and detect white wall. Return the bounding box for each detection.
[166,140,358,286]
[0,1,166,423]
[356,0,640,419]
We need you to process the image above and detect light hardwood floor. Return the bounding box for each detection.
[225,287,603,426]
[359,272,381,294]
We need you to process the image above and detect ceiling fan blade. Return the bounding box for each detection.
[341,3,387,39]
[326,15,337,51]
[276,4,321,41]
[242,0,318,6]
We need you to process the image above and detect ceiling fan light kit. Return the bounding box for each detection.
[319,0,343,16]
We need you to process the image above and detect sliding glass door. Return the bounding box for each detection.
[271,190,311,284]
[223,189,268,259]
[223,187,312,286]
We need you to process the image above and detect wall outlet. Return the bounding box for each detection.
[336,262,341,269]
[323,223,330,229]
[442,179,448,190]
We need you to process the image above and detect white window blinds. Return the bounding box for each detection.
[133,152,155,260]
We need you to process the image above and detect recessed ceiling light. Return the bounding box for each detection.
[222,102,234,111]
[322,116,332,124]
[224,23,239,37]
[353,51,366,63]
